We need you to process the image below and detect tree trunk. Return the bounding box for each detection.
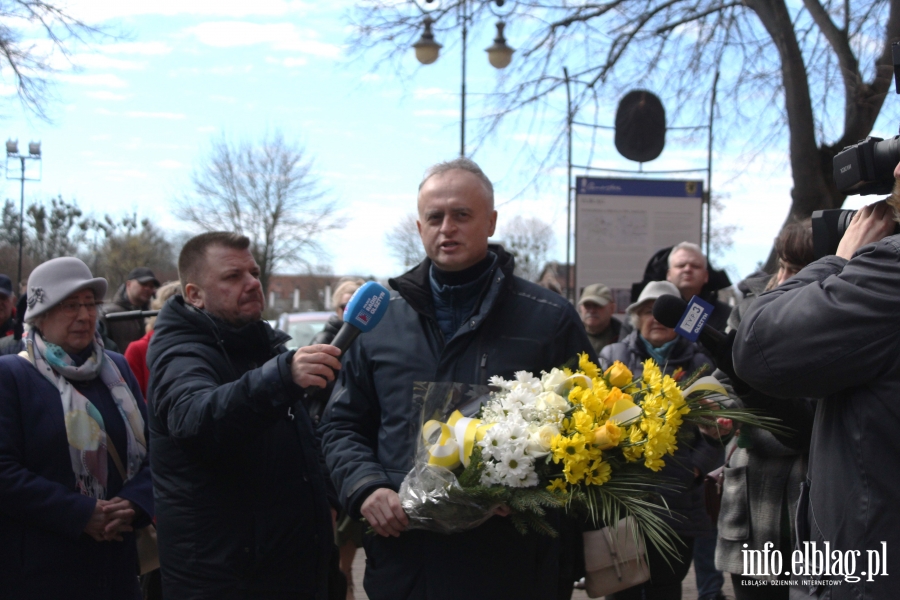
[748,0,900,271]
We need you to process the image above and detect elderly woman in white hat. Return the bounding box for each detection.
[598,281,720,600]
[0,257,153,600]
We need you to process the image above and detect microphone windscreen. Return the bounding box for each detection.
[652,294,687,329]
[342,281,390,333]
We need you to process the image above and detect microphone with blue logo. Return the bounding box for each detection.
[653,293,748,393]
[330,281,391,353]
[653,294,726,349]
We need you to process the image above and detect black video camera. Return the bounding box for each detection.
[812,42,900,258]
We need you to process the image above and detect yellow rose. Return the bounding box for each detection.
[604,361,633,388]
[592,421,623,450]
[603,387,634,409]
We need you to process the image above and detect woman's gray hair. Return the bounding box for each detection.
[419,157,494,208]
[629,303,649,329]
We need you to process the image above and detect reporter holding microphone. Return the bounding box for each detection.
[146,232,345,600]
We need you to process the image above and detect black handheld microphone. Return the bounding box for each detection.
[330,281,391,353]
[652,294,727,352]
[653,294,747,393]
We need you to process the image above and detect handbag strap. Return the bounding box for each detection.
[602,524,625,580]
[107,438,128,482]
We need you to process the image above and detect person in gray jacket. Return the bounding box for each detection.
[320,158,594,600]
[734,185,900,599]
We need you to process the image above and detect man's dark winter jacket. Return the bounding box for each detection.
[147,296,335,600]
[103,284,147,352]
[599,330,722,538]
[734,238,900,599]
[319,246,595,600]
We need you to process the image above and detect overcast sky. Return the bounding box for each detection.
[0,0,895,285]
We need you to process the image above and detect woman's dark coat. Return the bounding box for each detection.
[0,350,153,600]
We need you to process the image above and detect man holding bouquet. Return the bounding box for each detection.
[321,158,594,600]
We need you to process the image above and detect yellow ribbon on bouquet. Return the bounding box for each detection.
[423,410,493,470]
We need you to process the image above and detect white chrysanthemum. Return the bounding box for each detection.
[515,470,540,488]
[503,421,530,450]
[478,425,508,460]
[495,446,532,482]
[489,375,512,390]
[511,371,542,395]
[480,461,501,485]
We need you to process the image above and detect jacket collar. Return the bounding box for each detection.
[151,295,290,358]
[389,244,516,318]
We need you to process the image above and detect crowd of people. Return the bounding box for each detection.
[0,156,897,600]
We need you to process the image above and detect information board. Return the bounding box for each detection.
[575,177,703,305]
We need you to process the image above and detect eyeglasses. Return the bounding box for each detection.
[57,301,101,317]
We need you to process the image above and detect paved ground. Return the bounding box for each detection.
[346,549,736,600]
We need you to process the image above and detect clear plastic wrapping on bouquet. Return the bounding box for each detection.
[398,382,497,534]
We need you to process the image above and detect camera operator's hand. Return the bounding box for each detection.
[836,200,896,260]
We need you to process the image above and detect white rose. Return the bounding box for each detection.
[541,368,569,392]
[538,391,568,412]
[526,423,559,456]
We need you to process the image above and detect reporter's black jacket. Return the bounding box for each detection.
[319,245,595,600]
[147,296,335,600]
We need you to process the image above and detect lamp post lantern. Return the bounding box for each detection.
[413,0,515,157]
[6,139,42,290]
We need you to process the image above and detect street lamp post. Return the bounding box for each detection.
[6,139,42,290]
[413,0,516,157]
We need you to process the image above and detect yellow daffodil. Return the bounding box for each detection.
[551,433,588,464]
[563,456,588,484]
[584,459,612,486]
[571,410,595,436]
[579,353,600,379]
[546,478,567,493]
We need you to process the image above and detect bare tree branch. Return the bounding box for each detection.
[177,131,340,292]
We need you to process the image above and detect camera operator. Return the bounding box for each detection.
[732,162,900,597]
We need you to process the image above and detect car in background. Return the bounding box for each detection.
[276,311,334,350]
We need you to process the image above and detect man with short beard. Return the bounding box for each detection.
[733,162,900,598]
[147,232,342,600]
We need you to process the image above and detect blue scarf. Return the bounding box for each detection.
[640,335,678,368]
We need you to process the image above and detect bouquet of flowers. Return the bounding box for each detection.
[398,354,783,556]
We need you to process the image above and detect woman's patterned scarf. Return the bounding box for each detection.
[25,329,147,499]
